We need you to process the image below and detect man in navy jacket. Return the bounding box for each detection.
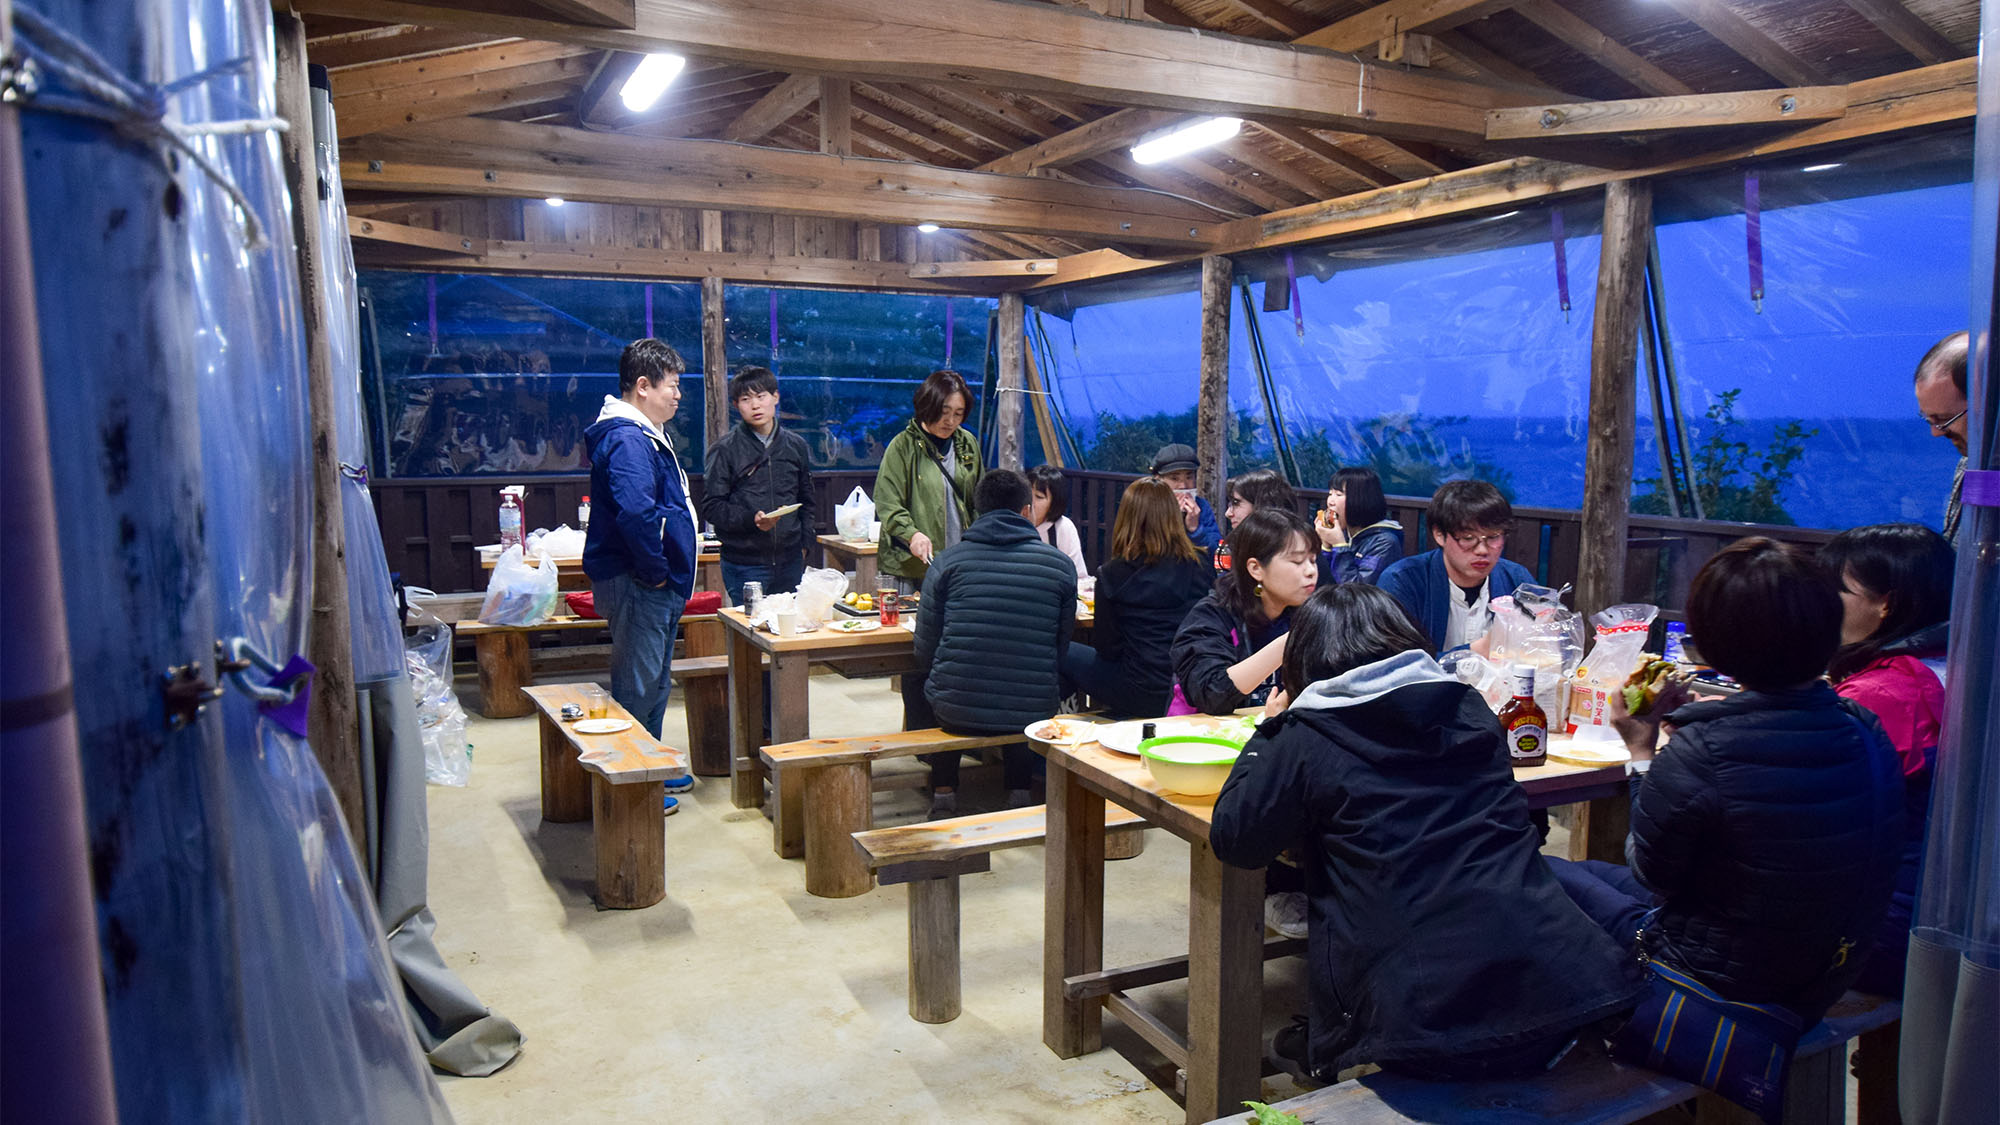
[1378,479,1532,659]
[583,339,698,743]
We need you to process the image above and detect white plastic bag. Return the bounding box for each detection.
[405,624,470,786]
[1566,603,1659,740]
[477,544,558,626]
[834,486,875,541]
[794,567,851,626]
[527,523,586,559]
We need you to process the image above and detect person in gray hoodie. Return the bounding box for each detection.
[1211,583,1642,1082]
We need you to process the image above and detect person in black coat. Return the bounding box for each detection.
[698,366,816,604]
[1062,477,1212,718]
[1170,508,1318,715]
[1549,538,1904,1026]
[1211,584,1644,1082]
[915,469,1077,815]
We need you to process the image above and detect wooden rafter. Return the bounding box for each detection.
[333,52,596,136]
[357,239,1016,290]
[718,73,818,142]
[1487,86,1847,141]
[1837,0,1960,65]
[1252,123,1399,189]
[326,38,590,95]
[1510,1,1694,98]
[819,77,853,157]
[1293,0,1512,52]
[348,215,486,255]
[308,26,510,69]
[850,90,993,164]
[1655,0,1830,87]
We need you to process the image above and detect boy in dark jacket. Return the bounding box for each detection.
[582,339,699,754]
[915,469,1077,816]
[699,366,816,605]
[1377,479,1531,659]
[1212,584,1642,1082]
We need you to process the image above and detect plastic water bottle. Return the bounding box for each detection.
[578,494,591,531]
[498,487,524,551]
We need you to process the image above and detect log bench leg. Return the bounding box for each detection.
[804,763,874,898]
[594,777,666,910]
[476,631,534,718]
[1854,1022,1900,1125]
[908,875,961,1024]
[539,712,591,823]
[773,765,806,860]
[1106,826,1147,861]
[684,677,729,777]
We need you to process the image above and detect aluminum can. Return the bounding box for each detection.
[877,588,899,627]
[741,581,764,617]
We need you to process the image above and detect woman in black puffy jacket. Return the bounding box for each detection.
[1550,538,1905,1025]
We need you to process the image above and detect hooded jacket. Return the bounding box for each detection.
[1322,520,1405,586]
[874,420,982,583]
[1090,554,1213,717]
[581,397,697,595]
[700,420,816,567]
[1169,592,1288,715]
[1210,652,1644,1076]
[1377,547,1533,650]
[916,510,1077,733]
[1631,684,1904,1021]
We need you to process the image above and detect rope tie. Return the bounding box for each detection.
[8,4,288,248]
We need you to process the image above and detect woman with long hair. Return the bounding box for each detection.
[1211,583,1642,1083]
[1060,478,1212,717]
[1316,466,1404,585]
[1820,523,1955,996]
[1170,508,1318,715]
[1026,464,1089,579]
[1222,467,1299,529]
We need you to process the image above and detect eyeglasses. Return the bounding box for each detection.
[1920,408,1967,431]
[1449,532,1506,550]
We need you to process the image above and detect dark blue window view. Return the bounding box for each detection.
[361,274,993,475]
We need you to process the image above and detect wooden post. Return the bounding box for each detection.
[803,763,874,898]
[996,291,1026,471]
[1043,759,1105,1057]
[908,876,963,1023]
[593,777,666,909]
[1577,179,1652,618]
[1185,842,1265,1124]
[274,12,366,857]
[538,712,592,823]
[474,631,533,718]
[700,209,729,449]
[1196,255,1231,510]
[818,78,853,157]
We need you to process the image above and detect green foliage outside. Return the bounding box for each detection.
[1632,388,1816,525]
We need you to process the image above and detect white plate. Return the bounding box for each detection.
[1024,718,1097,746]
[1548,741,1630,765]
[1094,715,1259,756]
[574,718,632,735]
[765,502,803,518]
[825,618,882,634]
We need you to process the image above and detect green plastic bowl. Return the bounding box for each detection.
[1139,735,1241,797]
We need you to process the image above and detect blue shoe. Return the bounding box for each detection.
[663,795,681,816]
[663,774,694,793]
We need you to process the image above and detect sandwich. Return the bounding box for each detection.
[1622,658,1683,716]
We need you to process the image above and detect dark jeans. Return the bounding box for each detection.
[1058,642,1159,719]
[924,743,1037,791]
[720,553,805,607]
[1380,1030,1580,1081]
[593,572,686,740]
[1546,856,1657,951]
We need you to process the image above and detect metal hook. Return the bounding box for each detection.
[215,637,302,706]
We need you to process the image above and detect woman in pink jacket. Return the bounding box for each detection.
[1821,522,1955,996]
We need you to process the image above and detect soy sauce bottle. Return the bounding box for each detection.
[1498,664,1548,768]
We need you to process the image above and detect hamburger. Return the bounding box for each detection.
[1622,658,1684,717]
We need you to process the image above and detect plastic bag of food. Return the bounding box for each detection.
[528,523,586,558]
[794,566,851,626]
[405,623,470,786]
[834,486,874,541]
[1566,603,1659,740]
[477,544,559,626]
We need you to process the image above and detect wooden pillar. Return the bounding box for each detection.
[274,12,366,858]
[700,210,729,449]
[593,777,666,909]
[803,763,874,898]
[818,78,853,157]
[996,291,1026,471]
[908,876,962,1023]
[1196,255,1231,511]
[1577,180,1652,619]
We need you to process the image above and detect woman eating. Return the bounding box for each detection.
[1316,466,1404,586]
[1170,508,1317,716]
[1211,584,1642,1083]
[1821,522,1954,996]
[1027,464,1089,579]
[1060,478,1212,717]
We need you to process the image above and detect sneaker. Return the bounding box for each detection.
[1271,1014,1317,1084]
[1005,788,1035,809]
[663,774,694,794]
[663,795,680,816]
[928,791,958,819]
[1264,892,1308,939]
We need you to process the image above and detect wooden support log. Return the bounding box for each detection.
[275,13,367,859]
[1577,179,1651,620]
[475,630,534,718]
[539,711,592,823]
[1196,255,1232,511]
[908,875,962,1023]
[1105,825,1147,861]
[682,616,730,777]
[997,292,1026,472]
[593,776,666,909]
[803,763,875,898]
[1488,87,1847,141]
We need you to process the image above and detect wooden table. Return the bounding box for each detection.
[1032,718,1630,1124]
[817,534,879,592]
[479,545,725,594]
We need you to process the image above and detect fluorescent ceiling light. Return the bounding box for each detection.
[1801,162,1843,173]
[544,196,566,207]
[917,222,940,233]
[620,52,687,113]
[1131,116,1242,165]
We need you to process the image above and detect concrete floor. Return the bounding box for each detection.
[424,669,1319,1124]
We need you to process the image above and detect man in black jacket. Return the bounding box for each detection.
[699,366,816,605]
[916,469,1077,816]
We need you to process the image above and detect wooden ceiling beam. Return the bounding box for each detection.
[1292,0,1514,52]
[293,0,1529,143]
[1429,29,1577,99]
[1214,0,1315,38]
[979,109,1180,175]
[1655,0,1830,87]
[1837,0,1960,66]
[819,77,853,157]
[1090,152,1261,216]
[1215,135,1336,199]
[909,257,1061,279]
[871,86,1034,153]
[342,117,1227,247]
[327,38,589,95]
[1487,85,1847,141]
[348,215,486,255]
[1511,0,1695,98]
[851,89,995,164]
[308,26,510,70]
[1253,123,1400,188]
[357,239,1016,291]
[334,58,595,136]
[717,73,819,142]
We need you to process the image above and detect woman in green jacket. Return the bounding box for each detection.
[874,369,982,591]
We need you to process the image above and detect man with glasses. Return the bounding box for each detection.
[1379,480,1533,660]
[1913,331,1970,545]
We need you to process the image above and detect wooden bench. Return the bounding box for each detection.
[853,803,1151,1024]
[1197,992,1901,1125]
[458,612,723,720]
[758,728,1027,896]
[521,683,690,910]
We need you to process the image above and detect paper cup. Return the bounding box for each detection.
[776,611,802,636]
